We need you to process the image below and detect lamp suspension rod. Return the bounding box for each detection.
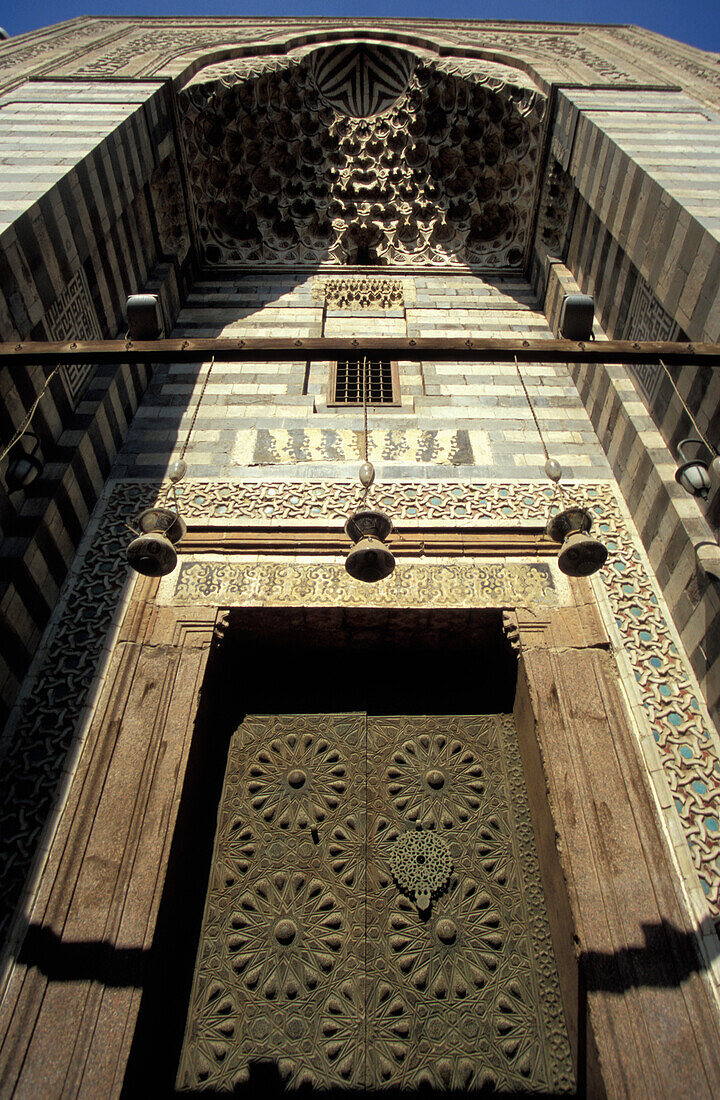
[363,354,369,465]
[163,354,214,512]
[513,354,549,461]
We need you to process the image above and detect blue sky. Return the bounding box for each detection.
[1,1,719,54]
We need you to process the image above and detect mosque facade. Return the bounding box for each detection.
[1,16,720,1097]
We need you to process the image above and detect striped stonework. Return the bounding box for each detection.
[308,43,416,117]
[44,268,102,404]
[110,271,609,485]
[0,78,187,720]
[538,257,720,732]
[554,87,720,343]
[3,19,720,1096]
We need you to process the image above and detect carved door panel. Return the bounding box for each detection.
[177,714,574,1093]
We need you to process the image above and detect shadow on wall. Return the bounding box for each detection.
[14,916,713,1100]
[114,266,543,481]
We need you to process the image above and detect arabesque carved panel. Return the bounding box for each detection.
[169,559,560,609]
[177,713,366,1090]
[315,275,405,309]
[178,714,574,1091]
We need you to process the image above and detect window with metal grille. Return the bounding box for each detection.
[329,358,400,406]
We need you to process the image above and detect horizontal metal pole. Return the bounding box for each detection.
[0,337,719,366]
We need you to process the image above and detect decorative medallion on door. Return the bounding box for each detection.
[389,829,453,913]
[177,714,574,1092]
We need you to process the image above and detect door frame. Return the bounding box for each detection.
[2,560,720,1098]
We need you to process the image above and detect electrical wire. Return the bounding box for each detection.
[0,365,61,465]
[658,358,718,456]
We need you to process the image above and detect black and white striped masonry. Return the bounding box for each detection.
[308,43,415,117]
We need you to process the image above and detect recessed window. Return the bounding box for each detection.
[329,357,400,406]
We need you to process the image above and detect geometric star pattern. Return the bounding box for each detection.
[177,713,575,1091]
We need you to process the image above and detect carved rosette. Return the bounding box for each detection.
[179,713,574,1091]
[179,47,546,268]
[5,475,720,990]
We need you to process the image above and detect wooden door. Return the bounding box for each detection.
[177,714,574,1093]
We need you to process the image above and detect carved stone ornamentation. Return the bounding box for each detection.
[535,156,574,257]
[43,268,102,404]
[150,155,191,261]
[68,27,281,79]
[308,43,416,118]
[437,27,639,83]
[315,276,405,309]
[179,48,546,268]
[3,478,720,958]
[604,26,720,94]
[169,559,561,610]
[0,20,125,76]
[623,272,681,405]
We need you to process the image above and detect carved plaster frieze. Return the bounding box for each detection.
[179,48,546,269]
[160,558,564,610]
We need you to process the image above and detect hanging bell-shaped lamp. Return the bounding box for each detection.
[546,505,608,577]
[344,461,395,583]
[126,506,186,577]
[674,438,712,499]
[345,508,395,582]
